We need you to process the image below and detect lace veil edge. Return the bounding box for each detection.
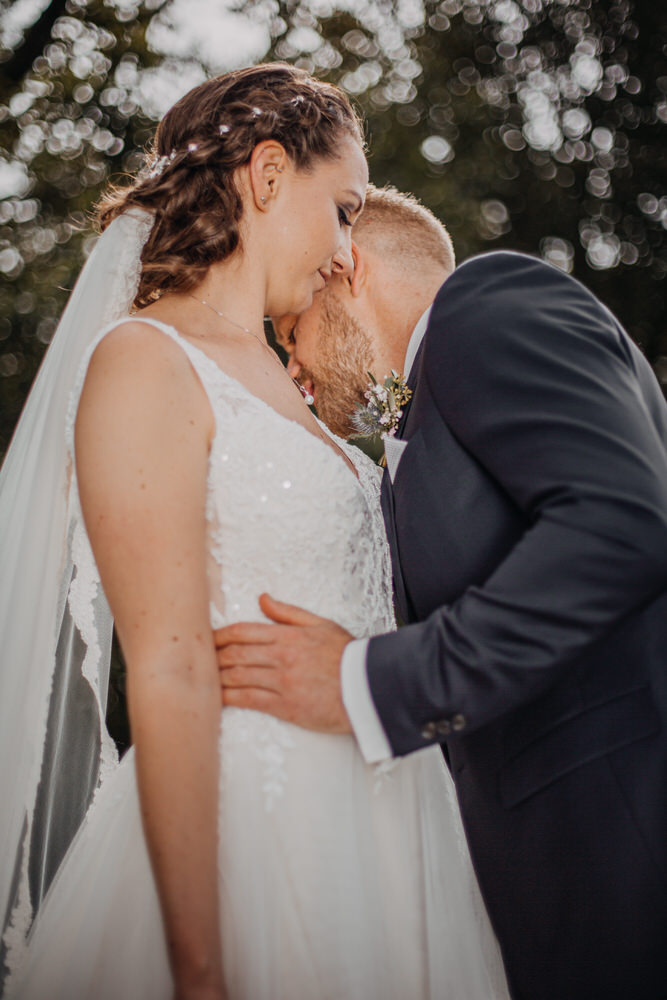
[0,209,153,989]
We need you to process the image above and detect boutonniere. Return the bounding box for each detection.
[350,371,412,465]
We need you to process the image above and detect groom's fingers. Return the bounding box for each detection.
[217,643,283,670]
[214,609,354,732]
[212,597,326,650]
[258,592,326,627]
[213,621,279,649]
[222,677,350,733]
[220,664,282,692]
[222,686,283,714]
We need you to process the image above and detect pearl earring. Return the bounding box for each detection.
[260,195,266,204]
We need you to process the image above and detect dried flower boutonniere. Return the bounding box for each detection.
[350,371,412,465]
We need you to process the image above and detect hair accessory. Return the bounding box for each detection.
[218,124,230,135]
[251,106,263,118]
[141,149,176,180]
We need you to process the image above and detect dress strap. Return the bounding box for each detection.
[65,315,246,459]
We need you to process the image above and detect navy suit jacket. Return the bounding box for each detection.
[367,252,667,1000]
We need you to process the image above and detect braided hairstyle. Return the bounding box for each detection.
[97,63,364,308]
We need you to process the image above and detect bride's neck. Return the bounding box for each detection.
[141,255,269,346]
[190,256,268,339]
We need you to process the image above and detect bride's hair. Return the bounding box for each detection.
[97,63,363,308]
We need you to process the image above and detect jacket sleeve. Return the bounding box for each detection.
[366,252,667,756]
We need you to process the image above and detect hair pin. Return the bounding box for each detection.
[142,149,177,180]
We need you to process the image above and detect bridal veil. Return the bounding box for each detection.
[0,210,152,985]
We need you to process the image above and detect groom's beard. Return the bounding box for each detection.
[299,294,374,439]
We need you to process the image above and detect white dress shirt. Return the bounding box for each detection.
[341,306,432,762]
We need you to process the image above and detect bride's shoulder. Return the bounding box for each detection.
[89,316,183,365]
[77,318,212,436]
[85,318,199,393]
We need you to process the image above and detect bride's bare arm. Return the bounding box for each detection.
[75,323,225,999]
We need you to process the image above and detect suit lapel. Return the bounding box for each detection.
[395,337,425,441]
[380,337,426,623]
[381,471,411,624]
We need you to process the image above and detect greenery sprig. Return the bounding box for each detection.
[351,371,412,443]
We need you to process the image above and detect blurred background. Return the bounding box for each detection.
[1,0,666,458]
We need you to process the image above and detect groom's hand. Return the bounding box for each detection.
[214,594,353,734]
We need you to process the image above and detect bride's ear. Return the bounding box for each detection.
[248,140,287,211]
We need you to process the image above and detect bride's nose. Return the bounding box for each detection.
[331,231,354,278]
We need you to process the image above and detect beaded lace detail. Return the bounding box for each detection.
[65,318,395,814]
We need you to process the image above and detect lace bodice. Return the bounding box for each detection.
[197,343,394,641]
[68,317,393,637]
[65,318,395,811]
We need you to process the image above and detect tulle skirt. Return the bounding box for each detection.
[10,710,509,999]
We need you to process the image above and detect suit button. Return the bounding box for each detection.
[436,720,451,736]
[421,722,437,740]
[452,713,466,732]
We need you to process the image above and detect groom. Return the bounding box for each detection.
[216,185,667,999]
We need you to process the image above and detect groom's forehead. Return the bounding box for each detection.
[273,267,356,348]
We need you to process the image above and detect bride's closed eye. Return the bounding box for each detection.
[338,207,353,227]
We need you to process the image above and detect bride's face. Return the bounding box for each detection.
[263,136,368,317]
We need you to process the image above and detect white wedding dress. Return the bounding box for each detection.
[9,318,509,1000]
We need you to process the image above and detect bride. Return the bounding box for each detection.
[0,63,509,999]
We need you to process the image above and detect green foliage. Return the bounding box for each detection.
[1,0,665,459]
[318,0,666,360]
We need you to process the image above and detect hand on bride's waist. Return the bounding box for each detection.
[211,592,367,638]
[215,593,353,734]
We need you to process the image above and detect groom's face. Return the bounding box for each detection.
[273,283,374,438]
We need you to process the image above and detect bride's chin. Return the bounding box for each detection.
[291,289,315,314]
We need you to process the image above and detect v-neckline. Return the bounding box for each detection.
[140,318,361,486]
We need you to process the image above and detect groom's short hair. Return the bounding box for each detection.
[355,184,456,276]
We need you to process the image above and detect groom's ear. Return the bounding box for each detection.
[348,242,367,298]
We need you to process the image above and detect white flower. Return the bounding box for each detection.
[350,371,412,446]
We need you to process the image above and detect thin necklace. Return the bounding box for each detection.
[188,293,314,406]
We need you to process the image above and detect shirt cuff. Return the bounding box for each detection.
[341,638,393,763]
